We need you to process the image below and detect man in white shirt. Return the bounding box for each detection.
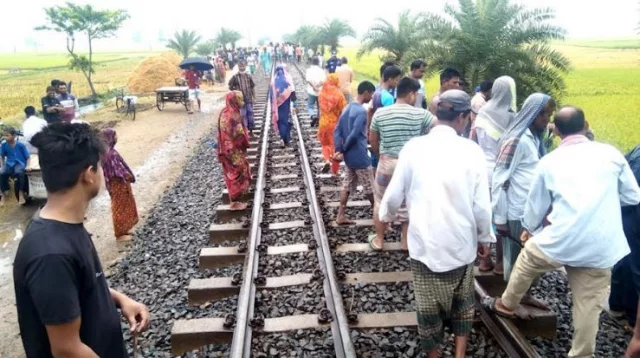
[487,106,640,358]
[492,93,555,310]
[22,106,48,154]
[305,57,326,127]
[379,90,495,358]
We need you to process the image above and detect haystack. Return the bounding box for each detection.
[127,52,183,93]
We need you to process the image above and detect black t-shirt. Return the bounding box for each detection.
[41,96,61,123]
[13,217,126,358]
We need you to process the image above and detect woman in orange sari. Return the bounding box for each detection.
[218,91,252,210]
[318,74,347,174]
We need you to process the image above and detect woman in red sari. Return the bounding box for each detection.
[218,91,252,210]
[101,128,139,241]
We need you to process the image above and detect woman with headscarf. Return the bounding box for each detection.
[260,47,272,78]
[491,93,555,310]
[270,65,297,147]
[472,75,517,274]
[215,56,226,84]
[101,128,138,242]
[318,73,347,175]
[218,91,252,210]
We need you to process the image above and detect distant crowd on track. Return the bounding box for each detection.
[6,41,640,358]
[217,50,640,358]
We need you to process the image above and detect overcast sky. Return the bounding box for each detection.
[2,0,638,52]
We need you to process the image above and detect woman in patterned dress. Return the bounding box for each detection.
[218,91,252,210]
[101,128,139,241]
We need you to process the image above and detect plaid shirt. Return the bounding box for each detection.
[229,72,255,103]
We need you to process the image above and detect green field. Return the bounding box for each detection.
[0,40,639,152]
[343,41,640,153]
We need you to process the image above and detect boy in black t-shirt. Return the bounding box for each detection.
[13,123,149,358]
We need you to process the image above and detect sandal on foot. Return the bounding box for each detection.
[367,234,383,251]
[482,297,516,319]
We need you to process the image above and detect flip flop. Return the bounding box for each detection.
[321,162,331,173]
[482,297,516,319]
[367,234,383,251]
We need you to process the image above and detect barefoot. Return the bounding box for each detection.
[521,293,551,310]
[0,197,4,207]
[514,305,534,320]
[335,216,354,225]
[18,193,27,205]
[229,202,248,211]
[116,235,133,242]
[478,257,494,272]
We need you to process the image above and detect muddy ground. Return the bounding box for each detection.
[0,84,228,357]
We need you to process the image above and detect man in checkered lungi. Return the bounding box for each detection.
[379,90,495,358]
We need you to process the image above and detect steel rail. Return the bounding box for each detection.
[229,65,275,358]
[289,68,356,357]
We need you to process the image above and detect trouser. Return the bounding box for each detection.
[0,163,26,194]
[307,94,319,118]
[502,241,611,358]
[241,102,255,130]
[609,206,640,325]
[277,116,291,144]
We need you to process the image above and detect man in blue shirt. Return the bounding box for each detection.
[334,81,376,224]
[1,127,31,205]
[325,51,342,74]
[368,65,402,169]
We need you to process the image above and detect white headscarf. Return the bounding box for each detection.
[475,76,517,138]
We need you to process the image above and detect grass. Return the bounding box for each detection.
[342,42,640,153]
[0,51,158,70]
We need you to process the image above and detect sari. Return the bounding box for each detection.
[318,74,347,174]
[215,57,226,83]
[218,91,252,202]
[260,50,272,73]
[270,65,296,145]
[101,129,139,238]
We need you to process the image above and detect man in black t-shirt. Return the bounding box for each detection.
[13,123,149,358]
[41,86,63,123]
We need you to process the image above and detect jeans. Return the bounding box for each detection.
[0,163,26,194]
[241,102,255,130]
[307,94,319,118]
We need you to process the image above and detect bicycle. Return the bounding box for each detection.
[115,89,137,121]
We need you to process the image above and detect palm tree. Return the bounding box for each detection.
[290,25,323,53]
[215,28,243,50]
[320,19,356,52]
[415,0,570,102]
[195,39,216,57]
[167,30,201,58]
[358,10,426,68]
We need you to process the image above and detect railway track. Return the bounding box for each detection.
[170,63,554,357]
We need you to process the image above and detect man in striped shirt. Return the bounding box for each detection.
[368,77,436,251]
[229,60,256,133]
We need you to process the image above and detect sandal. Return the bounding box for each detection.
[367,234,383,251]
[482,297,516,319]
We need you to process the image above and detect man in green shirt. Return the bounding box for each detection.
[369,77,436,251]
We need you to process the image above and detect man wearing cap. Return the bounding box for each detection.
[379,89,494,358]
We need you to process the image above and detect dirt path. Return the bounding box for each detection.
[0,87,227,358]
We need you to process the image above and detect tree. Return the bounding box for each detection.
[319,19,356,52]
[257,37,269,46]
[167,30,201,59]
[415,0,570,102]
[196,40,217,56]
[289,25,323,53]
[358,10,426,68]
[36,2,129,98]
[215,28,243,50]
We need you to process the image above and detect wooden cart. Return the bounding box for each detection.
[155,86,190,111]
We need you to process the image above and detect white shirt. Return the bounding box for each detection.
[475,127,500,183]
[523,136,640,268]
[22,115,48,154]
[491,129,540,224]
[379,125,496,272]
[305,66,326,96]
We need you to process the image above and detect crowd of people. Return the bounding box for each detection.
[7,41,640,357]
[218,52,640,358]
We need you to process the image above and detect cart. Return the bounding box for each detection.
[155,86,190,111]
